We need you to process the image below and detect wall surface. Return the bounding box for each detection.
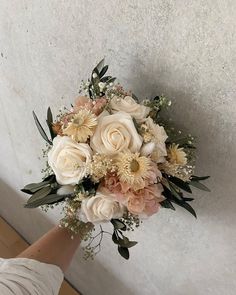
[0,1,236,295]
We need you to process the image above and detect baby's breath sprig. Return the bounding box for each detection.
[121,212,141,231]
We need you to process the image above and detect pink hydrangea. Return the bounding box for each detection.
[102,173,130,204]
[127,184,164,216]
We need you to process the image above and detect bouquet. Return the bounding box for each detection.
[22,59,210,259]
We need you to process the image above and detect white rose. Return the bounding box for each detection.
[110,95,150,120]
[48,136,92,185]
[90,111,143,154]
[79,187,125,223]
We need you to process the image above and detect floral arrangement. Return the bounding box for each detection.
[22,59,210,259]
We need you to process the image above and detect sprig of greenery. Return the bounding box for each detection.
[160,174,210,217]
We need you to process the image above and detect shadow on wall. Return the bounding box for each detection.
[0,180,136,295]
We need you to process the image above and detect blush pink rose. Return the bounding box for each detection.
[74,96,93,112]
[73,96,107,115]
[127,184,164,216]
[92,97,107,115]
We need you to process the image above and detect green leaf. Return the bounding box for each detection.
[179,201,197,218]
[24,193,65,208]
[160,199,175,210]
[118,246,129,260]
[169,176,192,193]
[106,77,116,84]
[111,219,126,230]
[163,186,197,218]
[95,58,105,72]
[123,239,137,248]
[191,175,210,181]
[43,174,56,182]
[100,75,112,82]
[182,197,194,202]
[99,65,108,78]
[112,232,119,244]
[169,183,183,200]
[112,233,137,248]
[46,107,55,140]
[26,186,52,204]
[189,181,211,192]
[22,181,50,193]
[33,111,52,145]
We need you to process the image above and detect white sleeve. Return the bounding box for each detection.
[0,258,64,295]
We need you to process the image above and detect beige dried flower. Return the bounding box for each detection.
[62,109,97,142]
[115,151,152,190]
[167,144,187,166]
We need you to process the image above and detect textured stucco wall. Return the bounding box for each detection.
[0,1,236,294]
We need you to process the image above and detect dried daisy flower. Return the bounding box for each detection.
[62,109,97,142]
[115,151,152,190]
[167,144,187,166]
[90,154,115,182]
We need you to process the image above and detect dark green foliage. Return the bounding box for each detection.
[33,111,52,145]
[22,175,73,208]
[111,219,137,259]
[46,107,56,140]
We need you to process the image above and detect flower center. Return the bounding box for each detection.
[130,159,140,172]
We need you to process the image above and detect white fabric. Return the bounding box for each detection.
[0,258,64,295]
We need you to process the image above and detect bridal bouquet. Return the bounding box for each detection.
[22,59,210,259]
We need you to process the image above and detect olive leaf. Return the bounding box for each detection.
[33,111,52,145]
[189,181,210,192]
[24,193,66,208]
[99,65,109,78]
[169,176,192,193]
[46,107,55,140]
[25,186,52,205]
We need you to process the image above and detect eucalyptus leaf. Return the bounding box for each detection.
[189,181,211,192]
[123,240,137,248]
[33,111,52,145]
[118,246,129,260]
[111,219,126,230]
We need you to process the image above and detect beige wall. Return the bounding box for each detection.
[0,1,235,294]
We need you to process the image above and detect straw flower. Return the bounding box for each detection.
[167,144,187,165]
[115,151,152,190]
[62,109,97,142]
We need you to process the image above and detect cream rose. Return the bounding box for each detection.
[79,187,125,223]
[90,111,143,154]
[48,136,92,185]
[110,95,150,120]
